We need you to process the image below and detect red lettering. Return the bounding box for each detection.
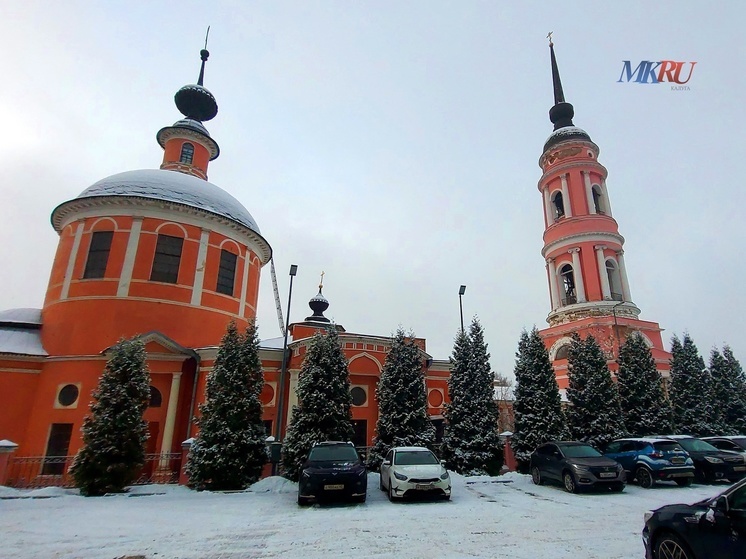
[657,60,678,82]
[672,62,697,84]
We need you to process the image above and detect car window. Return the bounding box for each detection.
[732,438,746,450]
[730,484,746,510]
[308,445,359,462]
[676,438,719,453]
[605,442,621,453]
[385,450,393,463]
[560,445,602,458]
[715,440,737,451]
[653,441,685,452]
[536,445,554,456]
[619,441,636,452]
[394,450,439,466]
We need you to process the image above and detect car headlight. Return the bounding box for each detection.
[358,468,367,477]
[616,463,624,471]
[302,470,311,478]
[393,471,408,481]
[440,471,450,480]
[571,464,590,472]
[705,456,724,464]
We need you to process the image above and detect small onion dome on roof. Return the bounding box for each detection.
[305,288,330,323]
[175,49,218,122]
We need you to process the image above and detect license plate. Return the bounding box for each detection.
[670,473,690,478]
[415,484,435,490]
[324,484,344,490]
[599,472,616,478]
[734,466,746,472]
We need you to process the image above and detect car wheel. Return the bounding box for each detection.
[388,481,396,501]
[563,471,578,494]
[531,466,543,486]
[610,482,625,493]
[675,477,693,487]
[637,467,654,489]
[297,495,311,507]
[654,532,694,559]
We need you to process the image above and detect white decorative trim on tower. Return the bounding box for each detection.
[616,250,632,301]
[239,251,251,318]
[160,372,182,466]
[583,171,595,214]
[547,258,560,310]
[543,187,553,225]
[595,245,611,300]
[568,248,586,302]
[560,174,572,217]
[60,222,84,300]
[117,217,143,297]
[601,179,614,217]
[190,229,211,306]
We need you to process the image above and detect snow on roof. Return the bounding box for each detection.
[0,326,47,356]
[0,308,42,325]
[614,437,683,444]
[74,169,261,234]
[392,446,433,452]
[545,126,590,143]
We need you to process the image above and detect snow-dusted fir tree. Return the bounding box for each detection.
[566,333,626,449]
[281,326,354,481]
[669,334,716,436]
[186,321,267,490]
[441,318,502,475]
[368,328,435,469]
[709,346,746,435]
[511,328,567,472]
[616,332,672,436]
[70,337,150,496]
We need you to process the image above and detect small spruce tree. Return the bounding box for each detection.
[281,326,354,481]
[669,334,716,436]
[441,318,502,475]
[368,328,435,470]
[510,328,567,472]
[566,333,626,449]
[616,332,672,436]
[186,321,268,490]
[71,337,151,496]
[710,346,746,435]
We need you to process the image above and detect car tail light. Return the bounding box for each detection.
[649,451,663,459]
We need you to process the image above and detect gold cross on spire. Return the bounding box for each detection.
[319,271,325,290]
[547,31,553,46]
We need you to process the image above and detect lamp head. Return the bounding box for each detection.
[289,265,298,276]
[459,285,466,296]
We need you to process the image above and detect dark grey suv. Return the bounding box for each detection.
[530,441,626,493]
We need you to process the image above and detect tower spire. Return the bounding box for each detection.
[198,26,210,86]
[547,35,575,131]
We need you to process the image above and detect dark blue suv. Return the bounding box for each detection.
[604,438,695,488]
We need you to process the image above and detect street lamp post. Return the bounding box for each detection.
[274,264,298,448]
[458,285,466,333]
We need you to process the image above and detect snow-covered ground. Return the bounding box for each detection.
[0,472,724,558]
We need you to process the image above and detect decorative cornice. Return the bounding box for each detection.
[542,230,624,258]
[546,300,641,327]
[52,196,272,264]
[157,126,219,160]
[537,159,608,190]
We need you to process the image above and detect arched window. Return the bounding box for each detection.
[551,191,565,220]
[179,142,194,164]
[559,264,576,305]
[592,185,604,214]
[556,345,570,360]
[605,260,623,301]
[149,386,162,408]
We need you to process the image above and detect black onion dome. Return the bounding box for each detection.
[305,289,330,323]
[174,84,218,122]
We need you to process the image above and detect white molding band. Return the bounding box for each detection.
[542,231,624,258]
[117,217,143,297]
[60,222,84,300]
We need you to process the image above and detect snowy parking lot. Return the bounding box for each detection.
[0,472,724,559]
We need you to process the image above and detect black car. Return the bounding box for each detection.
[703,436,746,455]
[529,441,626,493]
[643,477,746,559]
[297,441,367,506]
[661,436,746,483]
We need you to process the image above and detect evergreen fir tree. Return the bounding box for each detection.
[510,328,567,473]
[669,334,716,436]
[616,332,672,436]
[710,346,746,435]
[186,321,268,490]
[281,326,354,481]
[368,328,435,470]
[70,337,150,496]
[441,318,502,475]
[566,333,626,449]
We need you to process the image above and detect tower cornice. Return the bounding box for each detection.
[541,230,624,258]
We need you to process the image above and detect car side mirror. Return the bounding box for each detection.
[382,460,391,467]
[440,460,446,467]
[711,495,728,512]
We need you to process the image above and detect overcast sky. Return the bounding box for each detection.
[2,1,745,379]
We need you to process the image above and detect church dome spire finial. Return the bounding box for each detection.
[305,271,330,323]
[547,35,575,131]
[173,28,218,123]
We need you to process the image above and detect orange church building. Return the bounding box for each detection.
[536,42,671,391]
[0,48,450,486]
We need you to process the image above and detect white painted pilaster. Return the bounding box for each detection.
[238,250,251,318]
[160,372,183,465]
[117,217,143,297]
[60,222,84,300]
[617,250,632,302]
[569,248,586,302]
[583,171,595,214]
[547,258,560,310]
[190,229,211,306]
[560,174,572,218]
[543,186,553,225]
[602,179,614,217]
[595,245,611,299]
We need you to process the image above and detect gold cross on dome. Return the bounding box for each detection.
[547,31,553,46]
[319,271,325,290]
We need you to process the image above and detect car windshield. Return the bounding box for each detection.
[308,445,359,462]
[561,445,602,458]
[653,441,685,452]
[676,438,718,453]
[394,450,439,465]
